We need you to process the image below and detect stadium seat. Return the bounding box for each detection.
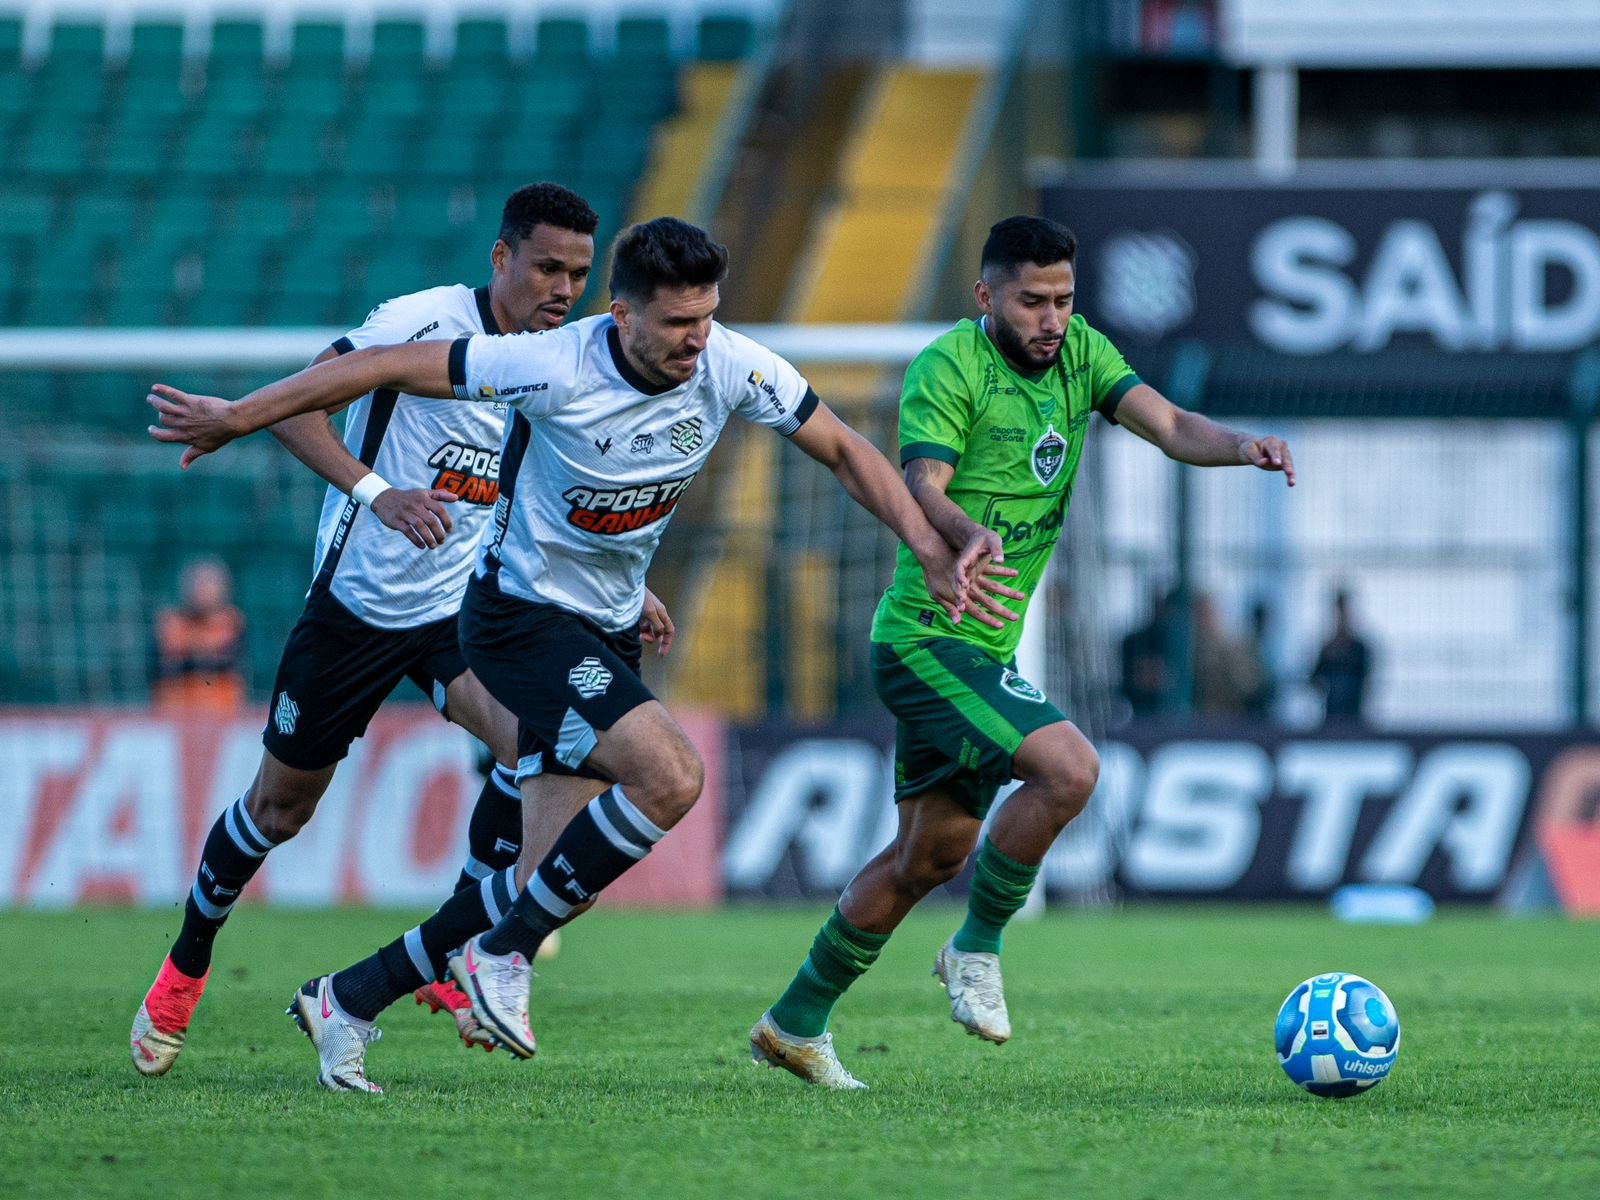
[175,113,256,177]
[223,191,302,242]
[280,22,348,117]
[19,279,96,326]
[0,68,29,116]
[454,18,512,66]
[39,22,107,114]
[100,112,176,177]
[616,17,671,62]
[698,14,755,61]
[336,114,414,175]
[353,244,436,306]
[415,124,490,178]
[257,115,331,178]
[58,194,141,251]
[17,115,97,178]
[0,186,57,237]
[202,71,267,117]
[437,73,511,119]
[103,285,173,326]
[127,20,185,63]
[392,184,479,237]
[534,17,589,63]
[0,16,20,66]
[371,19,427,64]
[209,20,264,64]
[310,182,380,239]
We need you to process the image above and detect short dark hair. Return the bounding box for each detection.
[608,217,729,303]
[981,215,1077,280]
[498,182,599,247]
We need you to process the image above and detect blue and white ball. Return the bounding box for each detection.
[1274,972,1400,1098]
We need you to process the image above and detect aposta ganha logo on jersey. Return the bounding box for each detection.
[562,473,698,535]
[429,442,500,505]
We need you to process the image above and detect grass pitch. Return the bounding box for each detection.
[0,904,1595,1199]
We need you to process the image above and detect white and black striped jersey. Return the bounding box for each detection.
[448,314,818,632]
[310,284,509,629]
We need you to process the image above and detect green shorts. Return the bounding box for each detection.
[869,637,1065,818]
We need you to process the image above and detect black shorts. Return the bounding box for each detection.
[261,589,466,771]
[459,575,649,783]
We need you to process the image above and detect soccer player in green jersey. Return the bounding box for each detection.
[750,215,1295,1089]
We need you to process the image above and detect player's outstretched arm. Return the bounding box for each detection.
[1113,383,1295,486]
[147,341,454,468]
[788,402,979,624]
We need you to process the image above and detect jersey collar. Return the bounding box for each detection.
[606,324,677,396]
[474,286,503,335]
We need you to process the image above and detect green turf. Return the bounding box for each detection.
[0,905,1595,1199]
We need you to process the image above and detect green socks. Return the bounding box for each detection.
[952,838,1039,955]
[769,907,890,1037]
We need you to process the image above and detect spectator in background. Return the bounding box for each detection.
[1311,588,1373,725]
[150,557,246,712]
[1120,588,1177,716]
[1240,598,1276,721]
[1191,592,1253,717]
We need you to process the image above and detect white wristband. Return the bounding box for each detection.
[351,472,392,507]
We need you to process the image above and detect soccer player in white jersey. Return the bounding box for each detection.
[148,217,1019,1080]
[131,184,676,1090]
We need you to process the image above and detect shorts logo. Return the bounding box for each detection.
[275,691,300,735]
[1031,423,1066,486]
[669,418,704,455]
[561,473,698,535]
[631,432,655,454]
[1000,670,1046,703]
[568,657,613,699]
[428,441,501,505]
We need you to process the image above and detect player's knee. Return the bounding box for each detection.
[1023,743,1098,824]
[246,789,318,842]
[894,845,968,899]
[1050,744,1099,821]
[633,742,704,828]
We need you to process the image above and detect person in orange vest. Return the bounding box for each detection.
[151,558,247,712]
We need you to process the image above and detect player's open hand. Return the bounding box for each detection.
[1241,435,1295,486]
[371,487,458,549]
[146,384,242,469]
[951,528,1023,630]
[640,587,675,656]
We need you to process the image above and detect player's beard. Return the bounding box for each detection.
[989,312,1062,373]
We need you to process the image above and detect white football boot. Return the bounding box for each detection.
[287,976,384,1093]
[448,935,536,1059]
[933,938,1012,1044]
[749,1012,868,1090]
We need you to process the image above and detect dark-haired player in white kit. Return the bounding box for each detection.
[148,217,1023,1086]
[131,184,676,1090]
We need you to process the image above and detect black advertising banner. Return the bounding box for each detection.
[721,721,1589,904]
[1039,171,1600,358]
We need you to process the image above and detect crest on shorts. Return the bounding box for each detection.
[1000,670,1045,703]
[669,418,703,456]
[1031,424,1066,487]
[568,657,613,699]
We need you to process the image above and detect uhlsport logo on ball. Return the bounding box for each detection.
[1274,972,1400,1098]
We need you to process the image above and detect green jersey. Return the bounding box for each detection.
[870,314,1141,658]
